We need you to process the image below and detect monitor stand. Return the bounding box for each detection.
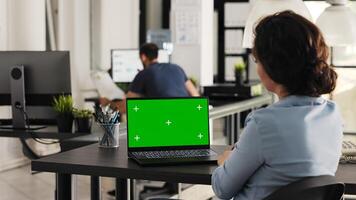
[2,65,47,131]
[10,65,26,129]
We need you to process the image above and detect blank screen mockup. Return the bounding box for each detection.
[127,98,209,148]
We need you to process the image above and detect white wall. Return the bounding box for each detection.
[0,0,140,171]
[93,0,140,71]
[7,0,46,50]
[170,0,214,87]
[0,0,8,50]
[57,0,91,107]
[56,0,139,105]
[200,0,214,86]
[0,0,46,171]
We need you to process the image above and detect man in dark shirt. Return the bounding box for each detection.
[101,43,199,113]
[127,43,199,98]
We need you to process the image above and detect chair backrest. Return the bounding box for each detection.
[263,175,345,200]
[19,138,40,160]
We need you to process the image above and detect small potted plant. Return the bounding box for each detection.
[53,95,73,132]
[73,108,93,133]
[234,60,246,86]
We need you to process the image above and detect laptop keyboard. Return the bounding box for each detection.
[131,149,216,159]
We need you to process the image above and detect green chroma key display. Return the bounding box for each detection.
[127,98,209,148]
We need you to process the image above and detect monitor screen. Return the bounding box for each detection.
[0,51,71,96]
[0,51,71,126]
[111,49,169,83]
[127,98,209,149]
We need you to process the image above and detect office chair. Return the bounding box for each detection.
[19,138,41,160]
[263,175,344,200]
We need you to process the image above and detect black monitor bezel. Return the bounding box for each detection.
[126,97,210,152]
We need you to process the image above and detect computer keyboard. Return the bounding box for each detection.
[131,149,216,159]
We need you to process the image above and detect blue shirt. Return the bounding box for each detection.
[212,95,343,200]
[129,63,189,97]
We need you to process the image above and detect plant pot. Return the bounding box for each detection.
[75,117,92,133]
[56,113,73,133]
[235,71,244,86]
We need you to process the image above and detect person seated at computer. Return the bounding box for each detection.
[103,43,199,112]
[126,43,199,98]
[212,11,343,200]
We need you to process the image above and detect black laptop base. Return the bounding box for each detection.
[129,153,218,166]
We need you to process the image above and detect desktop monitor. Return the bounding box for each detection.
[111,49,169,83]
[0,51,71,129]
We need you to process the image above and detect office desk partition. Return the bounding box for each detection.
[32,136,356,200]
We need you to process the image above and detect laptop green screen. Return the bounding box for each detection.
[127,98,209,148]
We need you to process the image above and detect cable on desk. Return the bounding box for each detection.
[17,105,60,145]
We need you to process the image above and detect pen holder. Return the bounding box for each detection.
[98,123,120,148]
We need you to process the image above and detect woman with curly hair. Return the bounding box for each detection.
[212,11,343,200]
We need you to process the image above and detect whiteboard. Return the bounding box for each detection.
[111,49,170,83]
[112,50,143,83]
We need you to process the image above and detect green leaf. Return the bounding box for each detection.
[53,95,73,114]
[73,108,93,118]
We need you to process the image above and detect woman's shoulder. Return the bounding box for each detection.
[247,96,342,126]
[246,105,278,124]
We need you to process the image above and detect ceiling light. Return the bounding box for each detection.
[316,0,356,46]
[242,0,312,48]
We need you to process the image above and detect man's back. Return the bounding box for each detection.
[129,63,189,97]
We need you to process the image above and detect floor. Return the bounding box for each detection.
[0,163,220,200]
[0,165,95,200]
[0,162,221,200]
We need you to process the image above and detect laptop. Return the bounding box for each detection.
[126,97,217,165]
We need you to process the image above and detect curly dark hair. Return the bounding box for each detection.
[252,10,337,97]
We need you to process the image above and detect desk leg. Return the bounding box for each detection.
[90,176,100,200]
[233,113,241,143]
[225,116,232,144]
[116,178,128,200]
[130,179,135,199]
[56,173,71,200]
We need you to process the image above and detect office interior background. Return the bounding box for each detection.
[1,0,356,199]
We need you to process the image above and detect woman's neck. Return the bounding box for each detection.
[274,85,289,99]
